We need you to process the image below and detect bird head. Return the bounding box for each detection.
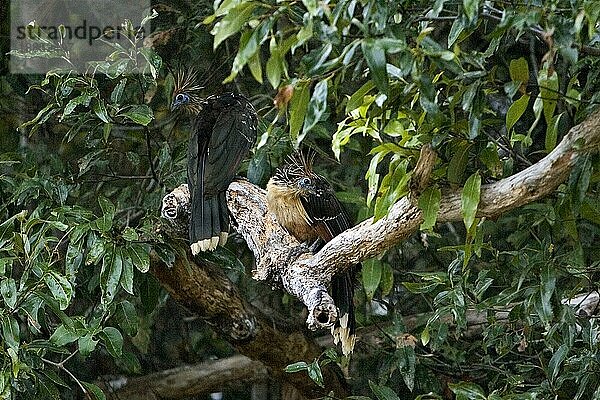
[272,151,322,197]
[171,69,204,114]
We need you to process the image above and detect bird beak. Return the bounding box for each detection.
[170,101,179,112]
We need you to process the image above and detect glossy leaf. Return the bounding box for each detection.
[212,2,257,49]
[300,80,328,145]
[461,172,481,230]
[362,39,388,94]
[122,105,153,126]
[289,81,310,143]
[362,259,382,301]
[0,278,17,309]
[284,361,308,373]
[369,381,400,400]
[506,94,530,133]
[43,271,73,310]
[419,187,441,231]
[100,327,123,358]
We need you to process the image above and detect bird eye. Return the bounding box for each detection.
[175,93,187,103]
[298,177,312,187]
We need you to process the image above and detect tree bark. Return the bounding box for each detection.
[103,355,267,400]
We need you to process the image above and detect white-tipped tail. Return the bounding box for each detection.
[331,313,356,356]
[219,231,229,246]
[190,236,220,254]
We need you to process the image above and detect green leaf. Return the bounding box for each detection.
[1,316,20,351]
[380,264,394,297]
[346,81,375,114]
[448,17,465,47]
[396,346,416,391]
[284,361,309,373]
[1,278,17,309]
[448,382,486,399]
[92,100,110,123]
[538,63,559,125]
[110,79,127,104]
[212,2,256,49]
[418,187,441,231]
[122,227,139,242]
[115,300,138,336]
[100,327,123,358]
[362,39,388,94]
[62,94,92,118]
[461,172,481,230]
[509,57,529,85]
[537,264,556,324]
[506,94,530,133]
[447,141,471,185]
[266,48,283,89]
[120,250,134,295]
[545,112,563,153]
[128,243,151,273]
[226,18,272,82]
[50,324,80,347]
[300,80,328,145]
[289,81,310,143]
[43,271,74,310]
[78,333,98,357]
[100,246,123,305]
[362,259,382,301]
[94,196,115,232]
[81,382,106,400]
[307,360,324,388]
[248,51,263,83]
[66,242,83,282]
[547,344,569,382]
[214,0,241,17]
[369,380,400,400]
[463,0,479,21]
[122,105,153,126]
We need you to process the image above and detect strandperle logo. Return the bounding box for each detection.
[10,0,151,74]
[15,20,145,47]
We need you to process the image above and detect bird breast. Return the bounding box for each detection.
[266,181,317,242]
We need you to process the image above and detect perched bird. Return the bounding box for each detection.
[266,153,357,355]
[171,70,258,254]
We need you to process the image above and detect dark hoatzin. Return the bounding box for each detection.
[171,71,257,254]
[266,153,357,355]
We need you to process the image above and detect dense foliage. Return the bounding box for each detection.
[1,0,600,399]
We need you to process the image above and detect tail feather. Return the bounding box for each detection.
[189,193,229,254]
[331,271,356,356]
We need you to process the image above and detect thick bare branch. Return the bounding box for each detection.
[103,355,268,400]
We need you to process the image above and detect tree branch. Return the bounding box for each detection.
[103,355,268,400]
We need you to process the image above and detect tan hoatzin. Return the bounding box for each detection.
[267,153,357,355]
[171,70,257,254]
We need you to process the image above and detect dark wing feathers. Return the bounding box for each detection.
[201,94,257,193]
[300,177,352,242]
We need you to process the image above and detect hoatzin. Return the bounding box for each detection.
[171,71,257,254]
[266,153,357,355]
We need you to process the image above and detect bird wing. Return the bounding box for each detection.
[189,93,258,196]
[204,93,257,193]
[300,178,352,242]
